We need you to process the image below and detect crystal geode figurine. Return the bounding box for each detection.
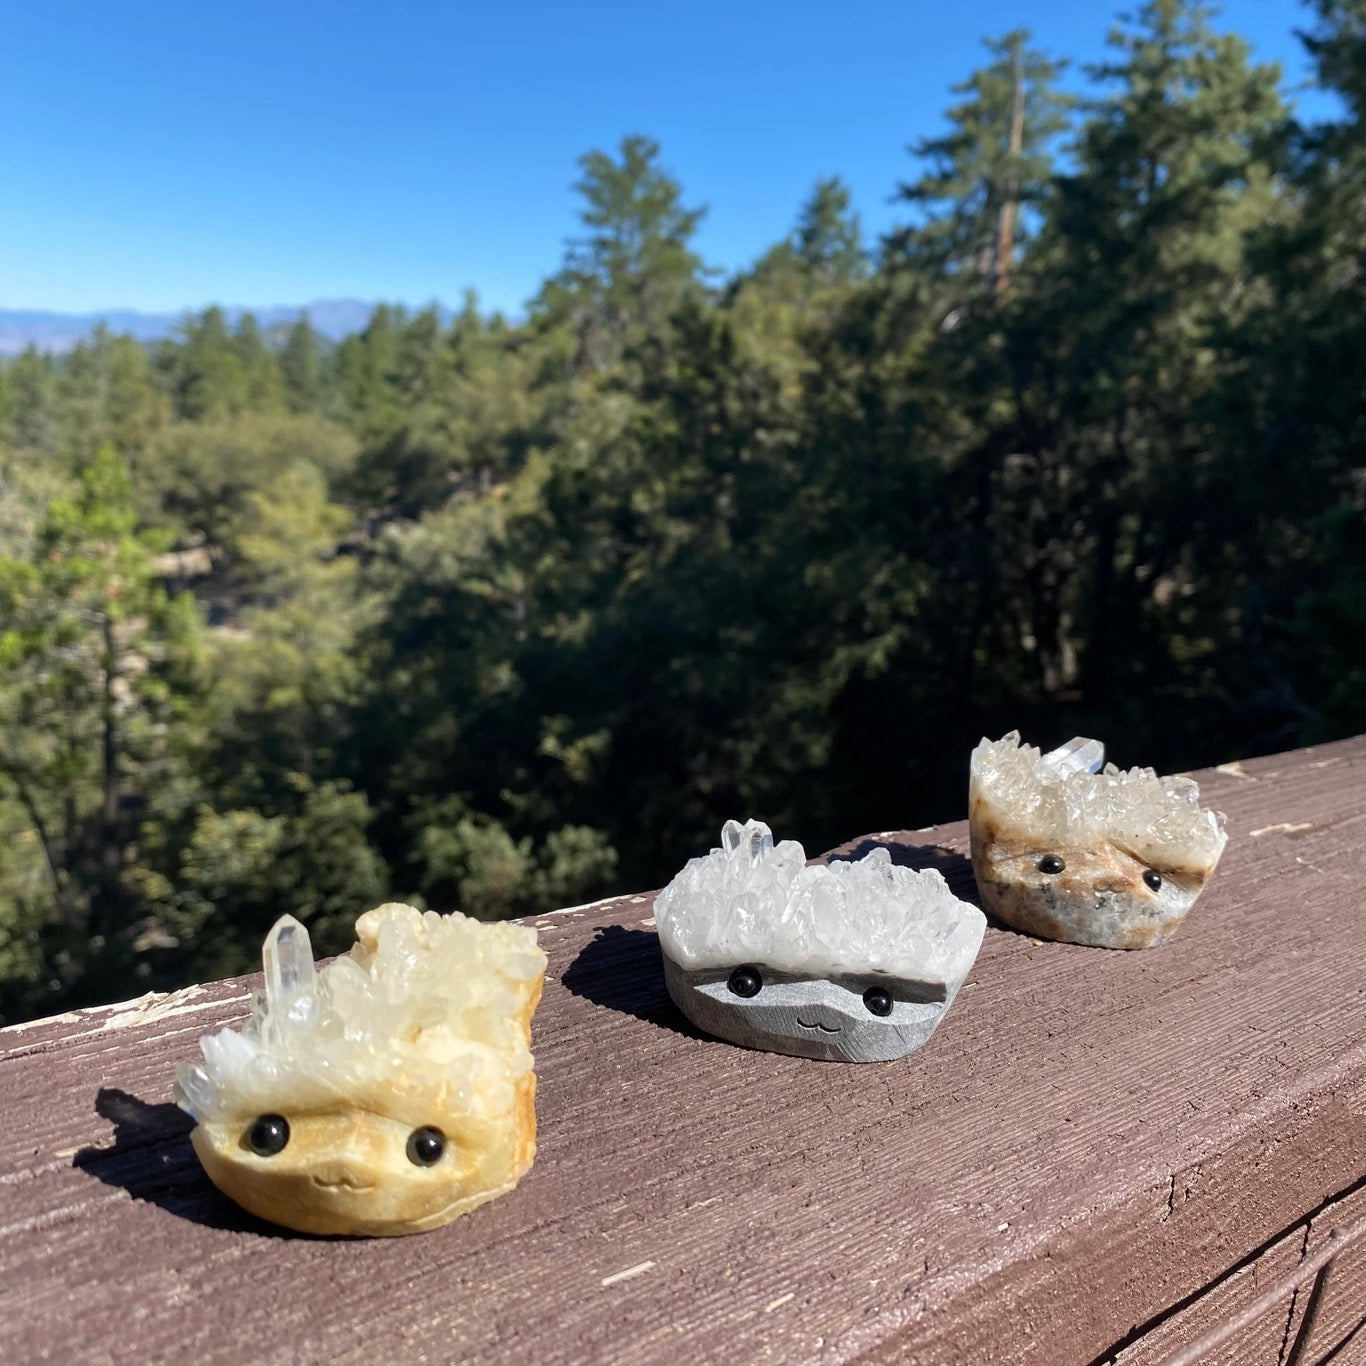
[175,903,547,1236]
[969,732,1228,950]
[655,820,986,1062]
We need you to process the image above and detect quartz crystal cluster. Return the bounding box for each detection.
[177,904,545,1124]
[970,733,1227,870]
[655,818,985,986]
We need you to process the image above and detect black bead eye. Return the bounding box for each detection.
[727,965,762,998]
[247,1114,289,1157]
[1038,854,1065,875]
[406,1126,445,1167]
[863,986,893,1017]
[1143,869,1163,892]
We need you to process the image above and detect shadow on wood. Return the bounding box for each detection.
[560,924,705,1038]
[74,1086,290,1237]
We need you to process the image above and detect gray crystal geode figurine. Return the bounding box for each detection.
[969,733,1229,950]
[654,819,986,1062]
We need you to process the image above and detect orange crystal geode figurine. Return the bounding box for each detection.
[175,903,546,1236]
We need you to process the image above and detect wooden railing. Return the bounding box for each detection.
[3,736,1365,1364]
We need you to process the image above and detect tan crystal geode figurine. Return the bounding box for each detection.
[175,903,546,1236]
[970,733,1228,949]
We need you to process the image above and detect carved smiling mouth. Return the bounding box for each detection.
[795,1018,841,1034]
[311,1175,374,1192]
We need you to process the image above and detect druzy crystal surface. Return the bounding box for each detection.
[971,732,1227,870]
[176,903,546,1124]
[655,818,985,986]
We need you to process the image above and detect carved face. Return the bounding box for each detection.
[969,797,1214,950]
[189,1076,537,1237]
[663,956,953,1062]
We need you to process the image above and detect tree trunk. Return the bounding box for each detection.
[99,613,122,926]
[994,41,1026,302]
[3,768,72,926]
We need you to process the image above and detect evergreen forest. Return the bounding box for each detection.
[2,0,1364,1023]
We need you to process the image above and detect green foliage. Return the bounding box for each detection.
[981,0,1288,737]
[154,307,287,421]
[0,447,203,1018]
[413,805,616,921]
[347,297,538,519]
[1228,0,1366,741]
[0,348,60,453]
[153,778,390,981]
[136,411,357,548]
[2,0,1365,1022]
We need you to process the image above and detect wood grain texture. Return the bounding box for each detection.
[1108,1185,1366,1365]
[3,737,1366,1365]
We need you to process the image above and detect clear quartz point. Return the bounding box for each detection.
[1040,736,1105,777]
[721,818,773,860]
[264,915,317,1024]
[174,1061,218,1119]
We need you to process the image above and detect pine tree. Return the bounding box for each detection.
[235,313,285,412]
[541,135,708,370]
[280,314,322,413]
[333,304,401,434]
[792,177,865,285]
[58,328,169,463]
[894,30,1072,300]
[0,347,60,453]
[165,307,248,420]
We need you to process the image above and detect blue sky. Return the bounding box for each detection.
[0,1,1336,318]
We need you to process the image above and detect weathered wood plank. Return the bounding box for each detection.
[1108,1183,1366,1364]
[2,737,1365,1364]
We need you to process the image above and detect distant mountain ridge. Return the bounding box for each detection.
[0,299,417,356]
